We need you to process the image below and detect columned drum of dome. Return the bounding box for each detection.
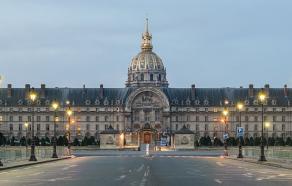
[126,19,168,88]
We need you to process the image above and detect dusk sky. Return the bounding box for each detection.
[0,0,291,88]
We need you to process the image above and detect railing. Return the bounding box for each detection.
[229,146,292,160]
[0,146,70,164]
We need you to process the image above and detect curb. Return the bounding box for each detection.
[226,157,292,170]
[0,156,72,171]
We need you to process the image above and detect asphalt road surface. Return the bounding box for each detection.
[1,154,292,186]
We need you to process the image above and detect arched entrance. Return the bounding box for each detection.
[124,87,171,148]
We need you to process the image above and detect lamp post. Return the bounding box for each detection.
[51,101,59,158]
[66,101,73,156]
[265,122,270,150]
[237,102,244,158]
[24,122,29,148]
[29,88,37,161]
[258,89,267,161]
[222,105,229,156]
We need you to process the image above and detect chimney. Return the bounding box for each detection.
[191,84,196,99]
[248,84,254,97]
[99,84,104,99]
[264,84,270,97]
[284,84,288,97]
[41,84,46,98]
[7,84,12,97]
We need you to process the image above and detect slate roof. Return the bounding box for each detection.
[0,87,291,107]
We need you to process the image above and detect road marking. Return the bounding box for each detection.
[140,166,150,186]
[214,179,222,184]
[116,175,126,181]
[216,162,225,167]
[137,164,144,172]
[0,172,9,175]
[29,172,44,176]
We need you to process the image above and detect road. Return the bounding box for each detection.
[0,152,292,186]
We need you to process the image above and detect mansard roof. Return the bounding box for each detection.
[0,87,291,107]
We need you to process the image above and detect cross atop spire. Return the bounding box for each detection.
[141,18,153,51]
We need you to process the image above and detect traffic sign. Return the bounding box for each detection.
[237,127,244,137]
[223,133,229,140]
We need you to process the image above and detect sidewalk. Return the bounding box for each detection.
[0,156,72,171]
[226,155,292,170]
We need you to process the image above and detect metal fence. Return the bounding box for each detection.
[0,146,70,164]
[229,146,292,160]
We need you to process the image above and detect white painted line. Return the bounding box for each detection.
[214,179,222,184]
[137,164,144,172]
[216,162,225,167]
[116,175,126,181]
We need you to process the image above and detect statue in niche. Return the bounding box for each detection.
[181,136,189,145]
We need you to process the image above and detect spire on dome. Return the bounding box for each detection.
[141,18,153,51]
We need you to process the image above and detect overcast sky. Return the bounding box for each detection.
[0,0,291,88]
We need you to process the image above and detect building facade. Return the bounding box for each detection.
[0,20,292,147]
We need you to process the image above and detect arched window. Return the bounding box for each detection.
[150,74,154,81]
[158,74,161,81]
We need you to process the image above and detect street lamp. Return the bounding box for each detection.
[236,102,244,158]
[222,107,229,156]
[24,122,29,148]
[51,101,59,158]
[265,121,270,150]
[29,88,37,161]
[66,102,73,156]
[258,89,267,161]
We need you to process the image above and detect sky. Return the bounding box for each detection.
[0,0,292,89]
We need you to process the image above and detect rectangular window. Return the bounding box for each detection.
[46,124,50,131]
[116,116,119,122]
[104,116,108,122]
[175,116,178,122]
[86,116,90,122]
[28,116,31,122]
[175,124,178,130]
[10,124,13,131]
[9,116,13,122]
[245,116,249,122]
[205,108,208,112]
[254,116,258,122]
[282,116,286,122]
[196,124,199,131]
[245,124,249,132]
[196,116,199,122]
[186,115,190,122]
[96,124,99,131]
[282,124,285,131]
[204,116,208,122]
[282,108,286,112]
[19,116,22,122]
[116,124,119,130]
[0,116,3,122]
[105,124,108,130]
[273,116,277,122]
[46,116,50,122]
[96,116,99,122]
[86,124,90,130]
[204,124,208,131]
[254,124,258,131]
[187,124,190,129]
[37,116,41,122]
[19,124,22,131]
[155,110,160,121]
[236,116,239,122]
[37,124,40,131]
[273,124,276,131]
